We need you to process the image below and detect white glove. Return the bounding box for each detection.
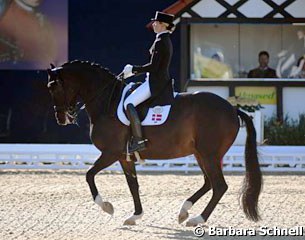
[123,64,134,79]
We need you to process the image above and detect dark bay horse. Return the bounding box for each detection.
[47,61,262,226]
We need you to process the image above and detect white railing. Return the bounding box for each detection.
[0,144,305,172]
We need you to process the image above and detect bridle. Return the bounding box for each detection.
[48,68,125,125]
[48,68,79,124]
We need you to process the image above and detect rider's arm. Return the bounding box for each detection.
[132,40,164,74]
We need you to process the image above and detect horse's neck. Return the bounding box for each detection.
[81,77,122,124]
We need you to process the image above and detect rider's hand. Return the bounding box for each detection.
[123,64,134,79]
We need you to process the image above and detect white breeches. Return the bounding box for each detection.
[124,78,151,110]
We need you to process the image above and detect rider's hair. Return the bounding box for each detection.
[167,23,175,33]
[162,22,175,33]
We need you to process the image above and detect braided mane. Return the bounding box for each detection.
[61,60,116,80]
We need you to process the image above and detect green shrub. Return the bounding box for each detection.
[264,114,305,145]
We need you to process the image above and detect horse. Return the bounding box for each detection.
[47,60,262,226]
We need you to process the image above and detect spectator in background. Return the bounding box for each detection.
[248,51,277,78]
[289,56,305,78]
[211,52,224,62]
[194,50,233,79]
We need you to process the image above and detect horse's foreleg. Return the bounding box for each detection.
[86,152,118,215]
[119,159,143,225]
[178,174,211,224]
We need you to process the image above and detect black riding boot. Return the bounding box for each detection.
[126,103,147,153]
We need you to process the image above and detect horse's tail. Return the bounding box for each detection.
[237,109,262,221]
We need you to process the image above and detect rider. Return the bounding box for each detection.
[122,11,175,154]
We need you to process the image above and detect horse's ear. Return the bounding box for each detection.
[50,63,55,69]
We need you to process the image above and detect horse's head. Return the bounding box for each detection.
[47,63,80,125]
[47,60,121,125]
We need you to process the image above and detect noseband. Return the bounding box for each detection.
[48,69,79,124]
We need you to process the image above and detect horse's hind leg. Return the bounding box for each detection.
[86,152,118,215]
[119,159,143,225]
[178,163,211,224]
[186,151,228,227]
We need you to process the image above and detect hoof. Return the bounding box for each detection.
[123,219,136,225]
[186,215,205,227]
[102,201,114,215]
[123,212,144,225]
[178,209,189,224]
[178,200,192,224]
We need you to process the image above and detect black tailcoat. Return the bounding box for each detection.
[133,32,174,105]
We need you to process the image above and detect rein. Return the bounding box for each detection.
[73,72,126,123]
[79,72,124,110]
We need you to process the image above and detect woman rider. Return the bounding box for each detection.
[122,11,175,154]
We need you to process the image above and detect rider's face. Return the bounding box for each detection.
[153,21,167,33]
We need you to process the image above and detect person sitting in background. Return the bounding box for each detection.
[248,51,277,78]
[289,56,305,78]
[196,51,233,79]
[211,52,224,62]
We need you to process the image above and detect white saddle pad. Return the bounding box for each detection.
[117,83,177,126]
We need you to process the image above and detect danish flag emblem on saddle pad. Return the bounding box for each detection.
[152,114,162,122]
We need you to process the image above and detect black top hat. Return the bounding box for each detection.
[151,11,174,25]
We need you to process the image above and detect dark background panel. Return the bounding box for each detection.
[69,0,179,80]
